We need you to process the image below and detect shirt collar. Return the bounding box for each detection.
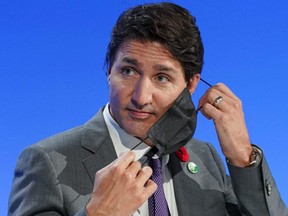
[103,103,151,161]
[103,103,170,164]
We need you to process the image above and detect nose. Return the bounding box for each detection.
[131,78,153,109]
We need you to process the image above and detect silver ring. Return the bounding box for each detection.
[214,96,223,108]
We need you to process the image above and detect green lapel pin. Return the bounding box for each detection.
[187,162,199,174]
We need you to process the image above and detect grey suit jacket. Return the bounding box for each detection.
[8,108,288,216]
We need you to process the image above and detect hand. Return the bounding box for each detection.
[198,83,253,167]
[86,151,157,216]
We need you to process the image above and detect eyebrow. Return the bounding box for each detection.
[153,64,177,74]
[121,56,178,74]
[121,57,141,67]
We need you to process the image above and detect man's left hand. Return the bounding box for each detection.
[198,83,253,167]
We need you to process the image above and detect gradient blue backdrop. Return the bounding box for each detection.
[1,0,288,213]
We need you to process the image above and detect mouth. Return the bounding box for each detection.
[127,108,154,120]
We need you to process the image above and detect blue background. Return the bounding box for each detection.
[1,0,288,213]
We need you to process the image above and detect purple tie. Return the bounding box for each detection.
[148,156,170,216]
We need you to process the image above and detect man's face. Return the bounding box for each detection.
[108,40,198,140]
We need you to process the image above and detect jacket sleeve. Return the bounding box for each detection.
[8,146,87,216]
[228,151,288,216]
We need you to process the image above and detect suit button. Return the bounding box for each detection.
[266,183,272,196]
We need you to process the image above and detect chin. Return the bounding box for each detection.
[130,131,147,139]
[120,118,154,138]
[125,127,148,139]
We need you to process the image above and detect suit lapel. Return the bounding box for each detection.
[79,109,206,214]
[81,109,118,184]
[169,153,205,216]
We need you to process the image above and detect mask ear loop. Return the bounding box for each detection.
[130,136,159,165]
[197,78,213,113]
[200,78,212,87]
[130,136,149,151]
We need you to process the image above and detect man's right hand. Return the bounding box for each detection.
[86,151,157,216]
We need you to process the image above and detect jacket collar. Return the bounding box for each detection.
[81,108,118,183]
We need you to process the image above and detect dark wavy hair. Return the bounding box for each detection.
[105,2,204,81]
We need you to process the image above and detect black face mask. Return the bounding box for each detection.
[146,87,197,155]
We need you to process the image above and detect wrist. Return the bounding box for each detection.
[86,201,106,216]
[226,145,261,168]
[246,145,262,167]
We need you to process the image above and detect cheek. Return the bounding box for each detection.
[109,80,131,111]
[109,85,123,108]
[155,90,181,112]
[109,88,124,124]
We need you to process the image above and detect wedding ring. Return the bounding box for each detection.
[214,96,223,108]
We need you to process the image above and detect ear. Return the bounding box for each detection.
[107,67,112,84]
[107,67,112,75]
[187,74,200,94]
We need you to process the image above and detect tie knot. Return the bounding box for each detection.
[148,156,162,171]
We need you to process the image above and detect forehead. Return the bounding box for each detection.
[115,40,182,68]
[118,39,171,55]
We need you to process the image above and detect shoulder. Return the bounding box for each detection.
[17,107,107,164]
[29,108,106,152]
[185,138,218,156]
[16,125,89,169]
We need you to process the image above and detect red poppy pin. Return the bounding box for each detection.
[175,147,189,162]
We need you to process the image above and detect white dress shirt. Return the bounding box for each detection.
[103,104,179,216]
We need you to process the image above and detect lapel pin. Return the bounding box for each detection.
[187,162,199,174]
[175,147,189,162]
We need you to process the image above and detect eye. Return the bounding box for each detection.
[155,74,170,83]
[121,67,136,76]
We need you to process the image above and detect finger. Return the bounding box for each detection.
[199,102,222,120]
[135,166,153,185]
[112,151,136,170]
[200,92,240,121]
[125,160,142,179]
[199,82,242,109]
[205,84,243,115]
[213,83,240,101]
[143,179,157,197]
[198,88,233,113]
[206,93,234,112]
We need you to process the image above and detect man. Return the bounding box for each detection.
[8,2,287,216]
